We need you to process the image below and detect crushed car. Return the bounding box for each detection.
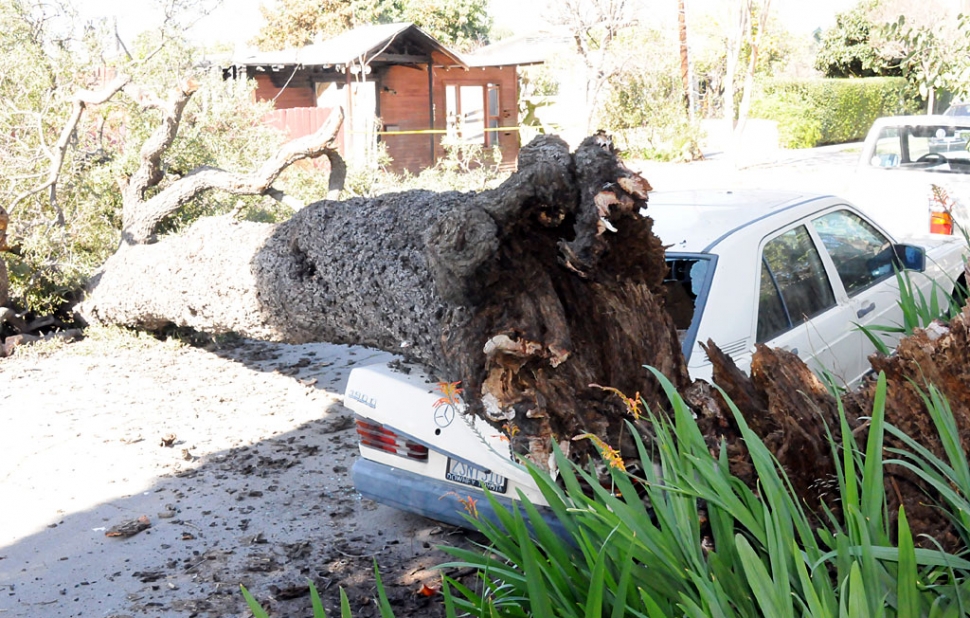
[346,189,968,531]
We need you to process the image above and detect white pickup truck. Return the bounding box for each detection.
[851,115,970,238]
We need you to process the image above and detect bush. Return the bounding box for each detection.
[750,91,822,148]
[752,77,919,147]
[599,69,704,161]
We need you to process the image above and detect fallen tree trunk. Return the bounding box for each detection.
[81,134,689,467]
[75,121,970,545]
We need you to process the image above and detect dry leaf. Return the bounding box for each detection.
[105,515,151,538]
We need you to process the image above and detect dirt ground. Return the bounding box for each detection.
[0,331,482,617]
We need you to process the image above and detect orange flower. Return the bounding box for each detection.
[440,491,480,518]
[589,383,643,420]
[433,381,463,409]
[573,433,626,471]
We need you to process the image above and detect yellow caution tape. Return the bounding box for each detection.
[352,126,525,136]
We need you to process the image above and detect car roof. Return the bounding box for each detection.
[869,114,970,127]
[646,189,832,253]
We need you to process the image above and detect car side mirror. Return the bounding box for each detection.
[892,244,926,272]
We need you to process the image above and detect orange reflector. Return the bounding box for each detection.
[931,210,954,235]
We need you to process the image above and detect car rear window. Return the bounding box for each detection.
[663,255,714,361]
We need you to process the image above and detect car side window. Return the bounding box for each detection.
[811,210,893,296]
[757,225,837,342]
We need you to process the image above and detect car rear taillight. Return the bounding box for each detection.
[355,417,429,461]
[931,209,954,235]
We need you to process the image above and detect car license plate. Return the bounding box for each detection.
[446,458,507,493]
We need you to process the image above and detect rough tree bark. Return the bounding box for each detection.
[81,133,688,468]
[686,303,970,550]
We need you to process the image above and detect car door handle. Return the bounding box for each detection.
[856,302,876,318]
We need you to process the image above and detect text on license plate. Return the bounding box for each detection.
[446,458,508,493]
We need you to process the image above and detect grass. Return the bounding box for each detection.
[3,323,184,359]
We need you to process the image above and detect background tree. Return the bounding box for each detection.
[250,0,491,52]
[878,9,968,113]
[814,0,968,113]
[597,26,703,161]
[394,0,492,51]
[732,0,772,145]
[814,0,899,78]
[677,0,692,115]
[545,0,640,134]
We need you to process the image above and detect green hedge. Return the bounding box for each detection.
[751,77,919,148]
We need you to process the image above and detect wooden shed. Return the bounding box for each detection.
[233,23,528,174]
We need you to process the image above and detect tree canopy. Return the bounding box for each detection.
[814,0,900,78]
[250,0,492,51]
[0,0,288,313]
[814,0,970,111]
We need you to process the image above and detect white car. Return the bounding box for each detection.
[853,115,970,237]
[652,189,965,384]
[346,189,967,530]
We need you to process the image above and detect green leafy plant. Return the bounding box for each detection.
[436,370,970,617]
[857,265,968,356]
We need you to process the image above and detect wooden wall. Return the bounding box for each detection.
[253,73,315,108]
[379,65,435,173]
[431,63,520,170]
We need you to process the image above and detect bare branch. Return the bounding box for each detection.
[121,107,345,244]
[6,74,131,218]
[121,79,200,206]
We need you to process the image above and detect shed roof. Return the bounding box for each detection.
[463,31,570,68]
[234,22,466,69]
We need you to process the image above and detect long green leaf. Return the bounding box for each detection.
[584,543,609,618]
[374,560,397,618]
[896,507,921,618]
[512,501,555,617]
[792,539,835,618]
[239,585,270,618]
[861,372,887,538]
[308,579,328,618]
[736,534,786,617]
[339,588,353,618]
[846,562,872,618]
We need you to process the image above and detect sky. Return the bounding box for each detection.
[72,0,856,50]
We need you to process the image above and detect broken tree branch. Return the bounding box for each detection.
[120,106,345,244]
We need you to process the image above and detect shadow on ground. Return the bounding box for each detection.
[0,337,485,617]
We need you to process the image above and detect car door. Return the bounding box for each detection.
[809,209,907,382]
[756,223,859,385]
